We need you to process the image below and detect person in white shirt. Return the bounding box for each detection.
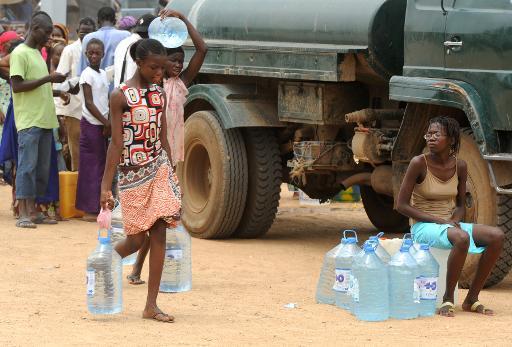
[55,17,96,171]
[113,13,156,88]
[76,38,110,220]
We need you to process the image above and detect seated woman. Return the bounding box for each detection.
[396,116,504,317]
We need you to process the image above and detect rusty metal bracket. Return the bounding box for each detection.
[484,154,512,195]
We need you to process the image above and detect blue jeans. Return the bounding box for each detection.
[15,127,53,199]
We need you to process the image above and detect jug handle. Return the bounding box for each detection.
[376,232,384,239]
[403,232,413,240]
[343,229,358,242]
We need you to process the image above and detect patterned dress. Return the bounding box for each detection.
[118,83,181,235]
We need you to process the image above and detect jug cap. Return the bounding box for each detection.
[399,245,411,253]
[363,241,376,252]
[403,238,413,246]
[419,243,430,250]
[344,237,357,244]
[98,228,111,244]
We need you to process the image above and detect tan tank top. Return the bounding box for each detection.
[410,155,458,225]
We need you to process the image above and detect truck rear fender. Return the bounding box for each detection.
[184,84,282,129]
[390,76,512,194]
[389,76,496,154]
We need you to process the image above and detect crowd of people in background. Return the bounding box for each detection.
[0,3,207,322]
[0,0,212,322]
[0,5,207,229]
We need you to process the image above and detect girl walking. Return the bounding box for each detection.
[100,38,181,322]
[126,8,207,286]
[76,38,110,220]
[397,116,504,317]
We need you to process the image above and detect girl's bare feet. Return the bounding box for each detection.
[462,299,494,315]
[437,301,455,317]
[142,306,174,323]
[126,274,145,285]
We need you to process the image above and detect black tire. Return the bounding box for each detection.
[360,185,410,233]
[181,111,248,239]
[457,129,512,288]
[233,128,282,238]
[488,194,512,286]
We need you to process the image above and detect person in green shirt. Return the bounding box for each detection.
[10,11,67,228]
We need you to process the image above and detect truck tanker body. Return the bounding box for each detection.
[168,0,512,288]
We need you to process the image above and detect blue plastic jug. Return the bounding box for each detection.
[148,17,188,48]
[388,243,420,319]
[334,230,361,310]
[413,244,440,317]
[160,223,192,292]
[316,230,355,304]
[86,228,123,314]
[352,242,389,321]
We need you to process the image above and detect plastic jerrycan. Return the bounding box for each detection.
[388,240,420,320]
[86,228,123,314]
[351,241,389,321]
[334,230,360,310]
[413,243,440,317]
[315,230,352,304]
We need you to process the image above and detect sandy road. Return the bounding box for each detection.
[1,184,511,346]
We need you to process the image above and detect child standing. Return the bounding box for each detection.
[397,116,504,317]
[125,9,207,285]
[101,38,181,322]
[76,38,110,221]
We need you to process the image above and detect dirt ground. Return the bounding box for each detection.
[1,184,512,346]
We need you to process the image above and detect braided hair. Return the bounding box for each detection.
[129,38,166,61]
[429,116,461,154]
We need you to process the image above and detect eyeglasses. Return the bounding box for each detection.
[423,132,446,140]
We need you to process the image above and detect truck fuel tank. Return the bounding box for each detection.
[171,0,407,80]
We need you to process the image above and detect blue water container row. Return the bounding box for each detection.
[316,232,439,321]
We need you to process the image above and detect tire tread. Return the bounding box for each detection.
[234,128,282,238]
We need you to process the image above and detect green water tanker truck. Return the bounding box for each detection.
[169,0,512,287]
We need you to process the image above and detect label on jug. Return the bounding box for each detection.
[413,278,421,303]
[351,276,359,302]
[417,276,438,300]
[333,268,351,292]
[86,270,95,296]
[165,249,183,260]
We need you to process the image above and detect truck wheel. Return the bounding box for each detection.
[360,185,409,233]
[233,128,282,238]
[181,111,248,239]
[457,130,512,288]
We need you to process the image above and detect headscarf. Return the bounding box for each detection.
[118,16,137,31]
[53,23,69,44]
[0,31,19,55]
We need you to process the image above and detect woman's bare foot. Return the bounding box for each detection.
[462,299,494,315]
[142,306,174,323]
[126,274,145,285]
[437,301,455,317]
